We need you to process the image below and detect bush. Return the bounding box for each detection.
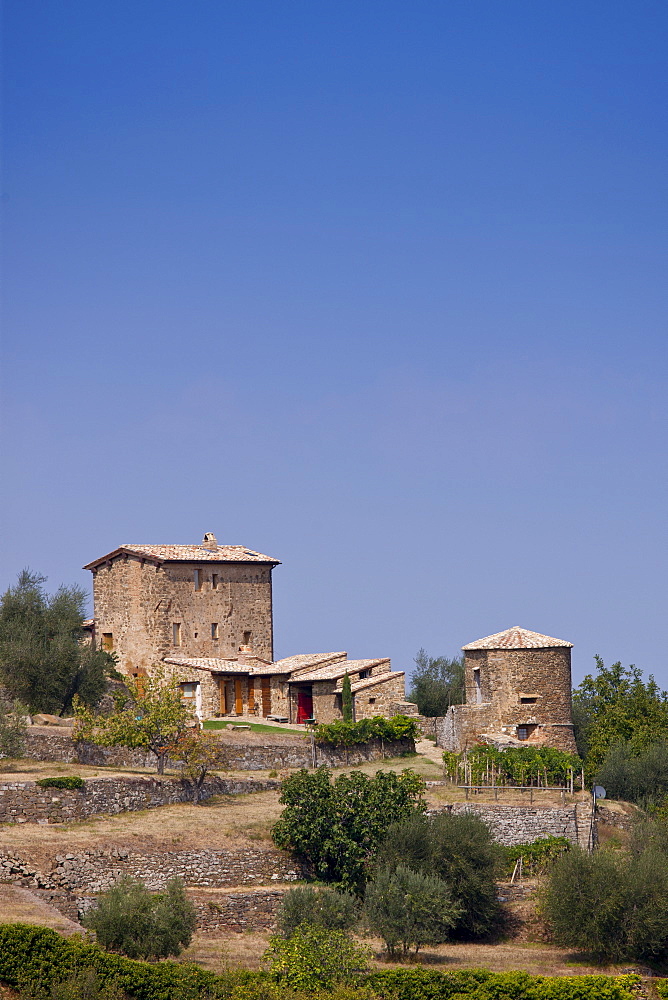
[543,846,668,962]
[264,925,370,990]
[36,776,85,790]
[313,715,420,747]
[380,812,501,938]
[364,865,461,957]
[0,924,642,1000]
[277,885,358,937]
[595,742,668,809]
[21,969,125,1000]
[83,877,196,960]
[272,766,425,893]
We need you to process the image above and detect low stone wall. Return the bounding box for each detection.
[0,774,278,826]
[22,727,414,771]
[1,845,306,892]
[434,801,591,846]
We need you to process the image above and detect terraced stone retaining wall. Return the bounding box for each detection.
[22,727,414,770]
[437,801,592,846]
[0,774,278,825]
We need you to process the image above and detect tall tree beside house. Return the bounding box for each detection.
[409,650,465,717]
[74,669,194,774]
[341,672,353,722]
[0,570,116,715]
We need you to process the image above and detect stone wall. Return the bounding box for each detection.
[22,727,414,771]
[0,774,278,825]
[354,673,407,722]
[0,846,305,893]
[433,801,592,846]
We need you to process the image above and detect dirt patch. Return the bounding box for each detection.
[0,885,81,935]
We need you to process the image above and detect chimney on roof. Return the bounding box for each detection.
[202,532,218,551]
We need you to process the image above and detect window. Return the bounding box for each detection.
[359,669,371,679]
[181,682,197,700]
[102,633,113,652]
[212,574,218,590]
[172,622,181,646]
[194,569,202,591]
[520,696,538,705]
[368,697,376,705]
[211,622,219,640]
[243,630,252,645]
[517,726,529,741]
[473,667,482,704]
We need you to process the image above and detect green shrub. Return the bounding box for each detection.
[364,865,461,957]
[0,924,642,1000]
[21,969,125,1000]
[277,885,358,937]
[83,877,196,960]
[36,776,85,790]
[595,742,668,809]
[543,845,668,962]
[314,715,420,747]
[380,812,501,938]
[264,924,370,990]
[0,698,27,758]
[272,766,425,893]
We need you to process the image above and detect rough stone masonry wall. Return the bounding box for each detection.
[434,801,592,846]
[0,774,278,825]
[22,727,414,771]
[0,846,306,892]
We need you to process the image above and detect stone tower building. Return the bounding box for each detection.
[437,626,577,754]
[83,533,280,676]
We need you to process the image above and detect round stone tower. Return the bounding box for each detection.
[459,626,576,753]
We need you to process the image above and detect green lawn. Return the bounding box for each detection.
[203,720,305,736]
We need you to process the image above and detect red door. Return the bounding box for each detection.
[297,689,313,723]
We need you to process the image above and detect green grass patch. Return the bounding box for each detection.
[203,720,304,736]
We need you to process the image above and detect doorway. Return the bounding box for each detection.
[296,686,313,724]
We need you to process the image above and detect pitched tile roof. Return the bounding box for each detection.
[84,542,280,570]
[164,656,252,674]
[462,626,573,651]
[348,672,405,693]
[291,658,390,683]
[269,652,348,675]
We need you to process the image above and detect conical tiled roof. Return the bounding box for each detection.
[462,626,572,651]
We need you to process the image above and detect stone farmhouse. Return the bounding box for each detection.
[84,533,408,724]
[437,626,577,754]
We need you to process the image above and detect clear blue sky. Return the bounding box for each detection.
[2,1,667,688]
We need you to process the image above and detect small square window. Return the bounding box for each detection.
[368,697,376,705]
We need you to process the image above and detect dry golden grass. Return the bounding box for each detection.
[0,790,282,867]
[0,885,80,935]
[177,927,627,978]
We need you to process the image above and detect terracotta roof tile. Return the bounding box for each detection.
[84,542,280,570]
[462,626,573,651]
[291,658,390,683]
[269,652,348,675]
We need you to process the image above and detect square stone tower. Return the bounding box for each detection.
[437,626,577,754]
[84,533,280,677]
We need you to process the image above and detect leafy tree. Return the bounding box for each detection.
[0,698,28,758]
[276,885,358,938]
[75,669,194,774]
[272,767,426,894]
[168,729,222,803]
[264,925,370,990]
[82,876,196,960]
[0,570,116,715]
[380,812,502,938]
[364,864,461,957]
[342,673,353,723]
[408,650,465,717]
[572,656,668,774]
[595,742,668,809]
[543,846,668,963]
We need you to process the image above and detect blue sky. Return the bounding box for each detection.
[2,1,667,688]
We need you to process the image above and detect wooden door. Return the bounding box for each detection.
[235,677,243,715]
[261,677,271,716]
[297,688,313,723]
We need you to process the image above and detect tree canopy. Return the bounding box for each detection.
[572,655,668,772]
[408,649,465,717]
[0,570,116,715]
[75,669,195,773]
